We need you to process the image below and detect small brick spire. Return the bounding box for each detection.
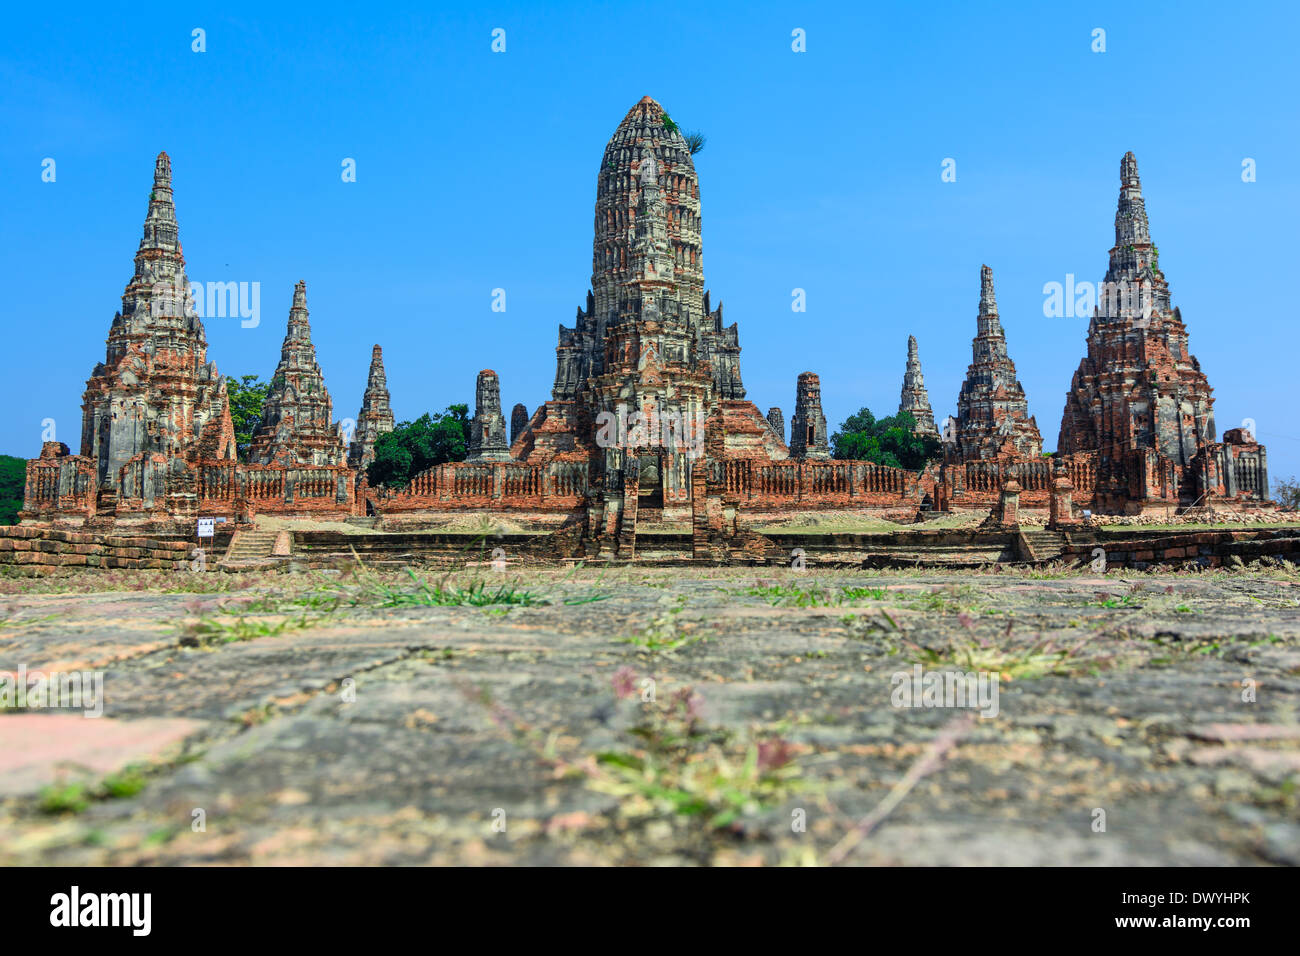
[789,372,829,459]
[950,266,1041,461]
[248,281,343,467]
[467,369,510,461]
[898,335,938,437]
[348,344,395,471]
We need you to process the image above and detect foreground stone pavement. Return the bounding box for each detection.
[1,565,1298,866]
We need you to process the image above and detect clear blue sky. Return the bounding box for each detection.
[3,1,1297,482]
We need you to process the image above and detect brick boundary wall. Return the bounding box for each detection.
[0,526,195,571]
[5,522,1296,573]
[1061,529,1300,571]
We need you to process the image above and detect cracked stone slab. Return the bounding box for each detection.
[1,567,1297,865]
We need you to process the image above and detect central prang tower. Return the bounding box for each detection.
[551,96,744,404]
[519,97,785,514]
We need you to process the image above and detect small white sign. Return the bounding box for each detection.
[1082,510,1092,519]
[197,518,215,538]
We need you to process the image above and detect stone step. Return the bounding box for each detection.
[221,530,284,567]
[1020,530,1068,561]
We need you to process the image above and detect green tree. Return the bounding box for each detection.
[831,408,940,471]
[0,454,26,525]
[226,375,270,461]
[366,405,471,488]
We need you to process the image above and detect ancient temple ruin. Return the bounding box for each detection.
[494,97,793,522]
[509,403,529,447]
[1056,152,1268,510]
[73,152,235,516]
[19,110,1272,538]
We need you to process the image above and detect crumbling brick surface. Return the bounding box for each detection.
[0,527,191,573]
[1059,528,1300,572]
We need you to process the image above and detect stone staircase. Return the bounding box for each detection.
[1018,529,1070,563]
[219,528,286,570]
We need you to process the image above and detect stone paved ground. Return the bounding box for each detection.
[1,564,1298,866]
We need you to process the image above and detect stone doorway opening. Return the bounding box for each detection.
[637,453,664,513]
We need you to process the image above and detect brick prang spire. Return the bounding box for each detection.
[1058,151,1218,471]
[79,151,235,490]
[348,344,395,471]
[898,335,938,438]
[949,265,1042,461]
[247,281,345,467]
[467,369,510,461]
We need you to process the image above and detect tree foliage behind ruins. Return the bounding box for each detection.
[226,374,271,462]
[831,408,940,471]
[0,454,24,525]
[1274,476,1300,510]
[367,405,471,489]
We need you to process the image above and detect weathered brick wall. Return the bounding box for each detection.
[0,526,192,571]
[937,453,1101,515]
[691,459,710,559]
[25,452,357,524]
[1192,433,1270,505]
[184,461,355,520]
[374,460,588,513]
[22,445,97,519]
[1062,528,1300,571]
[716,458,921,510]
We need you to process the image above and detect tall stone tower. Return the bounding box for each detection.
[515,97,785,501]
[80,152,235,490]
[897,335,939,437]
[551,96,745,405]
[247,281,345,467]
[467,369,510,461]
[348,344,395,471]
[950,265,1042,461]
[1058,152,1217,471]
[592,97,704,335]
[789,372,830,459]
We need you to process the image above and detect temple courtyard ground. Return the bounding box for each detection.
[1,562,1298,866]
